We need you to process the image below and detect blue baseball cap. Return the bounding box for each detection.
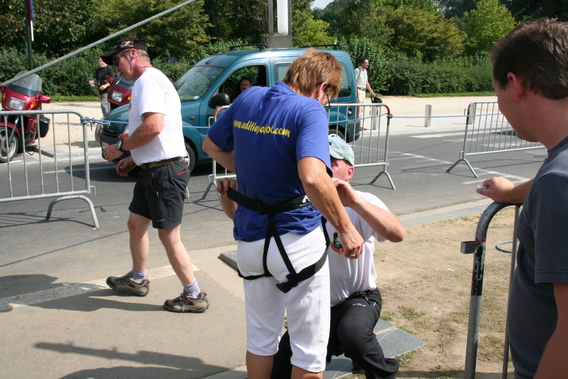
[329,135,354,166]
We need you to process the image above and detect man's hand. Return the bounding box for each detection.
[216,178,238,196]
[116,156,136,177]
[103,143,124,162]
[337,225,364,259]
[476,177,531,204]
[216,178,238,219]
[333,178,359,208]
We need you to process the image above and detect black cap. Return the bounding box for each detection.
[101,37,148,65]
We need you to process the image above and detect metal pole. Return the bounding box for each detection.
[24,0,34,70]
[462,202,513,379]
[425,104,432,127]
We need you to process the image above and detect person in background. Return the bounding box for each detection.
[101,37,208,314]
[355,58,375,104]
[203,50,364,379]
[489,18,568,378]
[239,77,252,94]
[89,58,114,116]
[222,79,238,102]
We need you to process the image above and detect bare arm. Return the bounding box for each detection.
[103,112,164,162]
[476,177,533,204]
[216,178,238,219]
[202,135,236,173]
[334,178,405,242]
[366,81,375,98]
[298,157,364,258]
[535,283,568,378]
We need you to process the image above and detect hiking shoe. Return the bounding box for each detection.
[164,291,209,313]
[106,272,150,297]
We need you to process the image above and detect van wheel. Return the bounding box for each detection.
[328,128,345,140]
[185,142,196,173]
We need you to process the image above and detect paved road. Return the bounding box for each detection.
[1,96,538,378]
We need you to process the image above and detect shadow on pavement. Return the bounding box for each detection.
[37,343,228,379]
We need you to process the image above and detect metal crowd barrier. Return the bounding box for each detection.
[0,109,99,228]
[201,105,234,200]
[200,102,395,199]
[331,102,395,189]
[447,101,543,178]
[461,202,520,379]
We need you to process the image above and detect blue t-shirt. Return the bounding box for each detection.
[508,136,568,378]
[207,81,332,242]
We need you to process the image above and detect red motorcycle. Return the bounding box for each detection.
[0,72,51,162]
[106,74,135,111]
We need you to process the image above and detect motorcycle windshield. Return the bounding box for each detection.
[114,75,135,90]
[175,66,224,103]
[8,72,42,97]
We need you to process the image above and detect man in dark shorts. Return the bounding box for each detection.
[101,37,208,313]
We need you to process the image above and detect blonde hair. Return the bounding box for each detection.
[283,50,342,98]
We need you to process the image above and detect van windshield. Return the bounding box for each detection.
[175,66,225,103]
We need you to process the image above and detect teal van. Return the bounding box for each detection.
[99,45,361,172]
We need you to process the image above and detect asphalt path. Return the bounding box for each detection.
[0,101,544,296]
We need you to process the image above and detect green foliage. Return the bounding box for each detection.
[0,0,99,56]
[385,7,466,61]
[0,0,500,97]
[292,11,335,47]
[339,37,390,93]
[97,0,210,60]
[383,55,492,95]
[438,0,478,19]
[0,48,104,96]
[507,0,568,22]
[203,0,268,43]
[334,0,392,44]
[463,0,517,55]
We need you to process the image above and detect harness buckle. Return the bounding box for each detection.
[275,273,299,293]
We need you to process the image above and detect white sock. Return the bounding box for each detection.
[183,280,201,298]
[131,269,147,283]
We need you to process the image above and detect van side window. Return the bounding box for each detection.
[275,63,291,82]
[275,62,352,98]
[338,63,352,97]
[225,65,268,101]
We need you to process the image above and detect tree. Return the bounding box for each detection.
[463,0,516,55]
[292,11,335,47]
[0,0,98,56]
[438,0,478,19]
[335,0,393,45]
[97,0,210,60]
[385,7,465,61]
[504,0,568,22]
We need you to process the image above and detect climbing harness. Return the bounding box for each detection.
[228,188,330,293]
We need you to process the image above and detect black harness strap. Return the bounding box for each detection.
[228,188,330,293]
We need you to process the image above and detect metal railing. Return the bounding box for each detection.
[333,102,395,189]
[447,101,543,178]
[0,110,99,228]
[200,102,395,199]
[461,202,520,378]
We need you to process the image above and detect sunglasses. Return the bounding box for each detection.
[112,51,129,66]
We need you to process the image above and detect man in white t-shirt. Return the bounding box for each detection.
[101,37,208,313]
[270,135,405,379]
[355,58,376,103]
